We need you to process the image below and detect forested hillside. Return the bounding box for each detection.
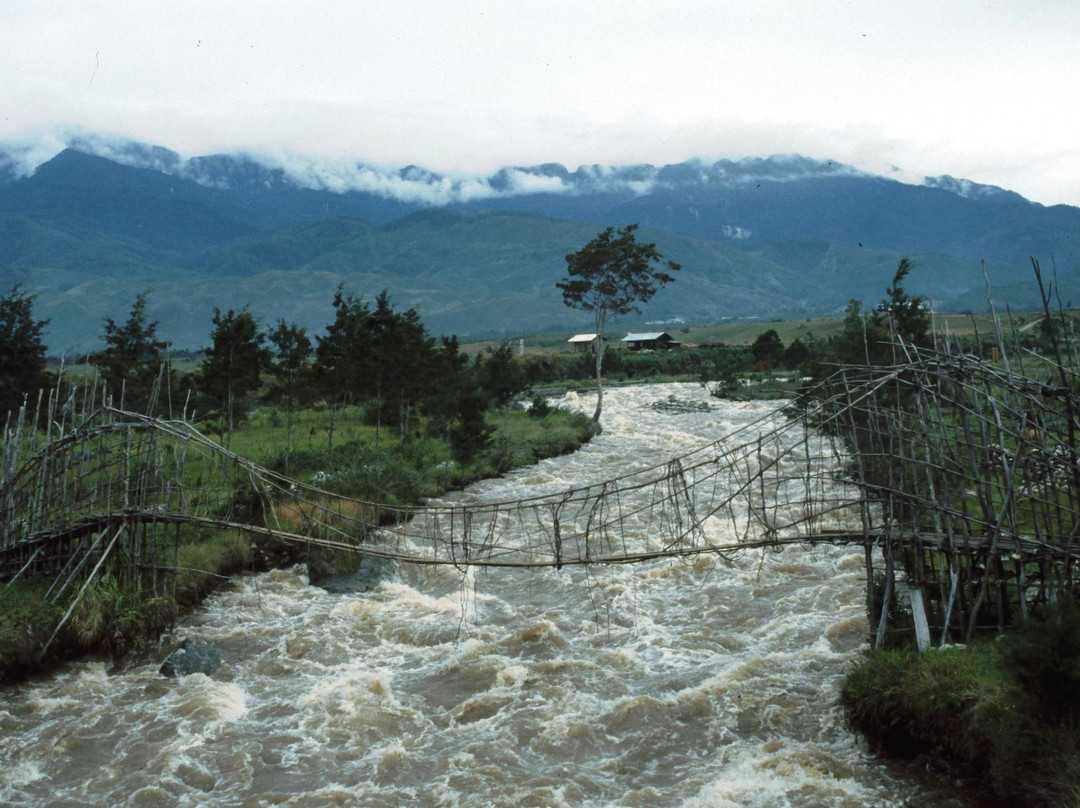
[1,145,1077,351]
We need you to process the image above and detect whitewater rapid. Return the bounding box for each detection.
[0,383,972,807]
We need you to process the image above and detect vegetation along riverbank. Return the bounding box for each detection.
[816,262,1080,806]
[0,284,598,684]
[0,402,594,684]
[5,254,1080,808]
[841,604,1080,807]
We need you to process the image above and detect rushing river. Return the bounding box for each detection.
[1,383,974,807]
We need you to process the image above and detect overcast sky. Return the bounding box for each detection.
[2,0,1079,205]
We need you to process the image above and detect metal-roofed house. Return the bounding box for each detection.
[568,333,601,354]
[621,331,679,351]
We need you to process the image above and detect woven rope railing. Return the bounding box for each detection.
[4,344,1080,646]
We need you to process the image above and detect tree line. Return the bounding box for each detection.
[0,284,529,465]
[0,256,930,430]
[3,254,1004,450]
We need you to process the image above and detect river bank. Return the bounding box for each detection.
[1,383,977,806]
[841,604,1080,807]
[0,405,594,685]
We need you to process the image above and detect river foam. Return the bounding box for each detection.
[0,384,974,807]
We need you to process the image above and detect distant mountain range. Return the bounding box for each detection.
[1,140,1077,352]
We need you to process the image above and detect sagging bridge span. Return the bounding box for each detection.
[3,352,1080,650]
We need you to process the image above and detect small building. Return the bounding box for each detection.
[568,333,601,354]
[621,331,679,351]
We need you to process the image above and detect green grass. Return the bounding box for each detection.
[0,402,594,683]
[197,403,378,465]
[722,372,809,401]
[482,407,595,473]
[841,643,1008,761]
[0,580,64,682]
[239,403,595,496]
[460,310,1051,366]
[463,317,846,356]
[679,317,844,347]
[0,528,252,682]
[842,603,1080,807]
[174,529,254,606]
[66,575,179,656]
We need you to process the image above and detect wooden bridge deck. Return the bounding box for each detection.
[4,348,1080,648]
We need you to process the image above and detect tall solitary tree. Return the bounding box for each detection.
[93,291,170,412]
[557,224,679,429]
[0,284,52,418]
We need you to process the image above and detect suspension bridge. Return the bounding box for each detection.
[3,347,1080,649]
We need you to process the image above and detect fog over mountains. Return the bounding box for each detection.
[1,139,1078,352]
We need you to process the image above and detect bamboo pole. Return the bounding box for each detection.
[42,522,125,655]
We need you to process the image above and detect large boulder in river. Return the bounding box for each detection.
[318,555,396,594]
[159,638,223,678]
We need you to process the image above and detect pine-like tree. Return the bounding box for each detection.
[367,290,435,447]
[835,299,890,365]
[200,308,268,446]
[751,329,785,369]
[93,292,170,412]
[313,287,373,452]
[834,258,929,366]
[268,319,312,469]
[0,284,52,418]
[477,343,526,409]
[884,257,931,350]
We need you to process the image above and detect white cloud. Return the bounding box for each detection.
[499,170,571,196]
[2,1,1080,205]
[0,138,65,178]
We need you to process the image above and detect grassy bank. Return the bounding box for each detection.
[0,529,254,684]
[840,602,1080,807]
[0,405,593,684]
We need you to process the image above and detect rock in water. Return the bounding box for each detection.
[318,555,396,594]
[159,638,222,678]
[648,394,713,414]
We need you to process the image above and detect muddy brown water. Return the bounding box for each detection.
[1,384,976,807]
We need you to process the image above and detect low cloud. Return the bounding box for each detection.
[258,155,579,205]
[0,134,68,178]
[498,169,570,196]
[0,132,875,209]
[12,129,1051,212]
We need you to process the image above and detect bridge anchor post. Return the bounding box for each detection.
[907,583,931,652]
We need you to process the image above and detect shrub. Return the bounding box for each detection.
[843,607,1080,807]
[998,599,1080,725]
[528,394,551,418]
[68,575,179,656]
[0,581,65,682]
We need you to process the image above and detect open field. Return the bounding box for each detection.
[461,317,844,355]
[460,310,1054,356]
[45,310,1056,369]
